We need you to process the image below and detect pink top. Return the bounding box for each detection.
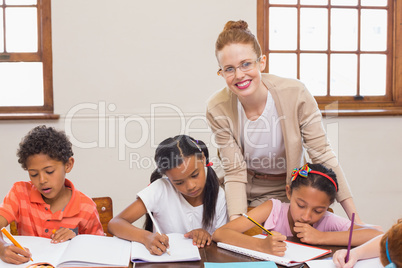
[263,199,351,236]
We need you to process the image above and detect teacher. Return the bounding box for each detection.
[206,20,361,223]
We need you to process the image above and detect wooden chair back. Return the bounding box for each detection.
[9,196,113,237]
[9,219,17,236]
[92,197,113,237]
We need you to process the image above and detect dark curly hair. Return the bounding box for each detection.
[17,125,74,170]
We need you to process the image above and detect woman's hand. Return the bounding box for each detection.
[144,232,170,255]
[0,243,31,264]
[293,222,323,244]
[333,249,358,268]
[50,228,76,243]
[259,231,287,256]
[184,228,212,248]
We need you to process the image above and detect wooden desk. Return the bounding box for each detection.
[134,238,345,268]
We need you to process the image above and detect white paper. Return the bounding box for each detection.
[306,257,384,268]
[0,235,131,267]
[131,233,201,263]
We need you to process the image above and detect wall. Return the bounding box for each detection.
[0,0,401,231]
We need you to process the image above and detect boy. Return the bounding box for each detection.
[0,125,103,264]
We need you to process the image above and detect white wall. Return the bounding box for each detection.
[0,0,401,231]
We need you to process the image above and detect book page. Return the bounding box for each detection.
[58,235,131,267]
[0,236,69,268]
[217,242,296,266]
[306,257,384,268]
[283,240,331,262]
[131,233,201,263]
[253,234,331,262]
[217,235,331,267]
[204,261,277,267]
[0,235,131,268]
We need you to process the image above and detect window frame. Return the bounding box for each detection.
[257,0,402,116]
[0,0,58,120]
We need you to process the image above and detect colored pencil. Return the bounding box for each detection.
[345,213,355,263]
[1,227,33,261]
[242,213,273,236]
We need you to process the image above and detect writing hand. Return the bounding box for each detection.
[333,249,358,268]
[144,232,170,255]
[0,243,31,264]
[260,231,287,256]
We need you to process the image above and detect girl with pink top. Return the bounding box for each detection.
[212,163,382,256]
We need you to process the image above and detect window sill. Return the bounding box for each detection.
[321,108,402,117]
[0,113,60,120]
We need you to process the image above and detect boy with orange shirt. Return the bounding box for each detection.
[0,125,103,264]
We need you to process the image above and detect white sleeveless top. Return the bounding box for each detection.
[238,91,286,174]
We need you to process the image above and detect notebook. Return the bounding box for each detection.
[217,235,331,267]
[0,234,131,267]
[305,257,384,268]
[204,261,278,267]
[131,233,201,263]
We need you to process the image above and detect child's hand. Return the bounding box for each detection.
[144,232,170,255]
[293,222,323,244]
[0,243,31,264]
[51,228,76,243]
[260,231,287,256]
[332,249,358,268]
[184,228,212,248]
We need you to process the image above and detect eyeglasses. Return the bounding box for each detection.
[217,57,261,77]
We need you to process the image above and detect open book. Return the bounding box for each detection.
[217,235,331,267]
[131,233,201,263]
[0,234,131,267]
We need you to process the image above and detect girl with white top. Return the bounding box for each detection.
[108,135,227,255]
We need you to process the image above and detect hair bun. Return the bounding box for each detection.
[223,20,248,31]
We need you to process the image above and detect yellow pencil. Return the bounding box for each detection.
[242,213,273,236]
[1,227,33,261]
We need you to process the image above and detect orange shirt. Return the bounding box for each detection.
[0,179,104,237]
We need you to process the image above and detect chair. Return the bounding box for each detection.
[92,197,113,237]
[10,196,113,237]
[9,219,18,236]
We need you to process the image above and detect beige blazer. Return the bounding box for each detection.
[206,73,352,217]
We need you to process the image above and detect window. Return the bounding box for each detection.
[257,0,402,115]
[0,0,57,119]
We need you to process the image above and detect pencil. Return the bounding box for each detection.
[1,227,33,261]
[242,213,273,236]
[345,213,355,263]
[146,208,171,255]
